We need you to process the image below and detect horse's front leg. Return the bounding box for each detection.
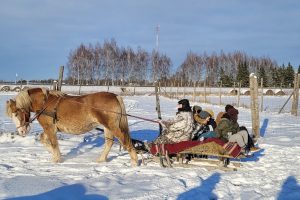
[40,129,61,163]
[40,132,54,154]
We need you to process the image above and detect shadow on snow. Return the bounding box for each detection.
[260,118,269,137]
[64,132,105,161]
[62,129,158,161]
[277,176,300,200]
[177,172,221,200]
[5,183,107,200]
[130,129,159,142]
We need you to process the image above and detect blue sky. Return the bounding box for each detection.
[0,0,299,81]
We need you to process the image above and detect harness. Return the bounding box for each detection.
[18,91,161,129]
[36,96,62,124]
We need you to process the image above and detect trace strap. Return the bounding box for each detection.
[126,113,160,124]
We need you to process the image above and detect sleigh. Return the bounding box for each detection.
[140,138,250,171]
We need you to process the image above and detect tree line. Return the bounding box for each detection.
[66,39,171,86]
[66,38,299,88]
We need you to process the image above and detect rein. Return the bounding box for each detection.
[126,113,160,124]
[64,98,161,124]
[17,93,161,128]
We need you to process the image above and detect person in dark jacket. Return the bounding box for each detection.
[215,107,249,151]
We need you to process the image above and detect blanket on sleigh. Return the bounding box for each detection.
[150,138,241,158]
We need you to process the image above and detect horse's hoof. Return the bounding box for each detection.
[52,157,62,163]
[131,161,138,167]
[96,158,107,163]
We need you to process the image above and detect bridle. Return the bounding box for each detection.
[14,108,31,129]
[14,95,58,129]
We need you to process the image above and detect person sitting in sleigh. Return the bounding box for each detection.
[153,99,194,144]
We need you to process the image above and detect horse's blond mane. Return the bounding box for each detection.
[6,101,13,117]
[15,89,32,113]
[12,88,66,113]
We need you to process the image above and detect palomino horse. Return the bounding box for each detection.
[6,87,138,166]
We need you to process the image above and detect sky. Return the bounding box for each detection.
[0,0,300,81]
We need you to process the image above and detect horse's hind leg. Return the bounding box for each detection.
[127,143,138,166]
[97,128,114,163]
[115,129,138,166]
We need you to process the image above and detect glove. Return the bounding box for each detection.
[157,119,167,129]
[227,132,232,138]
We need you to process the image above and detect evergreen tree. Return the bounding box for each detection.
[258,67,268,87]
[298,65,300,74]
[236,61,249,87]
[276,64,286,88]
[219,67,233,87]
[271,67,280,87]
[285,62,295,87]
[271,67,277,87]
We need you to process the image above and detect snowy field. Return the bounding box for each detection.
[0,90,300,199]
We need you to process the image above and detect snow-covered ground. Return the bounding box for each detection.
[0,91,300,200]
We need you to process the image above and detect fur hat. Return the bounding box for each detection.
[177,99,191,112]
[205,109,214,118]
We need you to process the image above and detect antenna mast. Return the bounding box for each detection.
[155,24,160,52]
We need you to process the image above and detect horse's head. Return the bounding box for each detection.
[6,99,31,137]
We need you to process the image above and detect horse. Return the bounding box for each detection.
[6,87,138,166]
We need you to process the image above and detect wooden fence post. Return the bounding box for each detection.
[155,81,162,134]
[52,80,58,90]
[193,81,196,102]
[182,79,185,98]
[164,82,167,96]
[57,66,64,91]
[78,84,81,95]
[237,81,241,107]
[176,82,179,99]
[260,78,264,112]
[169,82,173,98]
[219,81,222,105]
[250,73,260,139]
[204,79,207,103]
[291,73,300,116]
[233,82,236,94]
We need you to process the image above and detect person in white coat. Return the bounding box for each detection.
[153,99,194,144]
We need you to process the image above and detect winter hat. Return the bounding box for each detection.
[225,104,234,112]
[193,105,202,113]
[227,107,239,121]
[178,99,191,112]
[199,110,211,119]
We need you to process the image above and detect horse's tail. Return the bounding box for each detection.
[116,95,138,165]
[117,96,130,140]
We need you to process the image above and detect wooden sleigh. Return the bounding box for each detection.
[145,138,249,171]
